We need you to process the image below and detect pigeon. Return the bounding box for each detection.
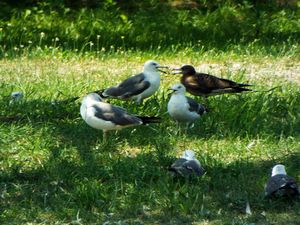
[167,83,206,126]
[96,60,168,104]
[172,65,252,97]
[169,150,204,177]
[80,93,160,140]
[265,164,299,198]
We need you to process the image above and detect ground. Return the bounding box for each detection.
[0,52,300,224]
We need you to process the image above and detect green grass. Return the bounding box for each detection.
[0,51,300,224]
[1,1,300,58]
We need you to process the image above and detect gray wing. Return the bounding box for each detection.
[104,73,150,98]
[170,158,188,170]
[170,158,203,177]
[92,103,142,126]
[183,160,204,176]
[265,174,299,197]
[186,96,206,115]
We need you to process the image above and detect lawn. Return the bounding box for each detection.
[1,51,300,224]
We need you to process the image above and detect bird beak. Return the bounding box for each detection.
[168,88,177,93]
[171,68,183,74]
[167,88,176,97]
[156,65,169,74]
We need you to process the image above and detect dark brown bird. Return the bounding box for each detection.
[172,65,252,97]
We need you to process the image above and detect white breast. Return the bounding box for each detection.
[80,103,120,131]
[134,71,160,101]
[168,94,199,123]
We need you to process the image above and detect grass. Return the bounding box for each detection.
[0,50,300,224]
[1,1,300,57]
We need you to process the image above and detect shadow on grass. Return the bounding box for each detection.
[1,145,299,224]
[1,87,300,223]
[1,84,300,140]
[182,88,300,139]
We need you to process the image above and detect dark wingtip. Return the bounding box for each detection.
[168,166,176,172]
[238,83,252,87]
[92,89,108,98]
[235,87,253,92]
[139,116,161,124]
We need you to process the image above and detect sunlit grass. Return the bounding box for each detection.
[0,51,300,224]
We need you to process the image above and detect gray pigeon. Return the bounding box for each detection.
[265,164,299,198]
[169,150,204,177]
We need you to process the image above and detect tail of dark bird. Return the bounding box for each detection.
[137,116,161,124]
[234,86,252,92]
[238,83,252,87]
[238,86,280,94]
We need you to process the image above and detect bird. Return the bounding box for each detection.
[169,150,204,177]
[265,164,299,198]
[172,65,252,97]
[167,83,206,128]
[10,91,23,101]
[96,60,168,104]
[80,93,160,140]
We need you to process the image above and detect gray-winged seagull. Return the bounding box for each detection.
[168,83,206,127]
[169,150,204,177]
[97,60,168,104]
[265,164,299,198]
[80,93,160,140]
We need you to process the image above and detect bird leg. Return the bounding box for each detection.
[203,96,209,107]
[102,130,108,142]
[184,123,189,134]
[175,122,181,135]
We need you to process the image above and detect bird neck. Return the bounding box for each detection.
[83,98,99,108]
[144,71,160,81]
[173,91,185,96]
[272,166,287,176]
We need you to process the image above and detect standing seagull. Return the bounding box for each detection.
[97,60,168,104]
[169,150,204,177]
[265,164,299,198]
[168,83,206,127]
[172,65,252,97]
[80,93,160,140]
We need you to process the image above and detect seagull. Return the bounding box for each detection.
[172,65,252,97]
[80,93,160,140]
[169,150,204,177]
[265,164,299,198]
[96,60,168,104]
[11,91,23,101]
[167,83,206,127]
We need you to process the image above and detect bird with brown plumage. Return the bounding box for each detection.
[172,65,252,98]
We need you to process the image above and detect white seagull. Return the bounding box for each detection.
[167,83,206,127]
[169,150,204,177]
[265,164,299,198]
[97,60,168,104]
[80,93,160,140]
